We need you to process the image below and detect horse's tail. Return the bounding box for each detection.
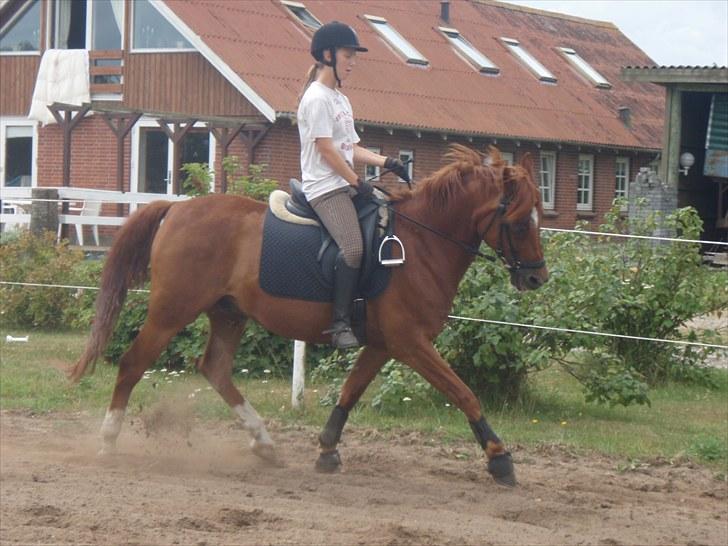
[69,200,174,383]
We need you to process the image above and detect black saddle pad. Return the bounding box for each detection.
[259,209,392,302]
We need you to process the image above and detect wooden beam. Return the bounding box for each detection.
[210,123,246,193]
[102,112,142,215]
[157,119,198,195]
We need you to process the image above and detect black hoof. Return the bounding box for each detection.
[315,449,342,473]
[487,452,517,487]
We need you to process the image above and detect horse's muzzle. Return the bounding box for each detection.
[510,266,549,291]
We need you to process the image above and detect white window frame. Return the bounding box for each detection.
[365,15,428,66]
[501,37,556,83]
[0,0,42,56]
[615,157,629,201]
[577,154,594,211]
[130,119,216,207]
[501,151,514,166]
[0,118,38,188]
[364,147,381,181]
[130,0,196,54]
[439,27,499,74]
[280,1,321,30]
[46,0,126,51]
[539,151,556,210]
[398,149,414,183]
[557,47,611,89]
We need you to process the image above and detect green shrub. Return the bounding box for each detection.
[181,162,213,197]
[0,231,94,329]
[223,158,279,201]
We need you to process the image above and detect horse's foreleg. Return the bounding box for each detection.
[396,339,516,486]
[315,346,389,473]
[100,320,180,455]
[199,306,279,464]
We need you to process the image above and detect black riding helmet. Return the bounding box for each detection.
[311,22,367,87]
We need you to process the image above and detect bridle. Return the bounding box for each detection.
[476,197,546,272]
[386,195,545,272]
[368,163,545,273]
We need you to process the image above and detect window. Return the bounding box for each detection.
[398,150,414,182]
[539,151,556,209]
[615,157,629,201]
[1,121,37,187]
[365,147,381,181]
[558,47,611,89]
[0,0,41,53]
[281,1,321,30]
[132,120,215,198]
[132,0,193,51]
[50,0,123,50]
[439,27,499,74]
[501,38,556,83]
[501,151,514,166]
[365,15,428,66]
[577,154,593,210]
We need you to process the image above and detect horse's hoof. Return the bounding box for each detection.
[315,449,342,473]
[487,452,517,487]
[251,441,284,467]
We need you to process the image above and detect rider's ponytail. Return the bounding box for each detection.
[299,62,322,102]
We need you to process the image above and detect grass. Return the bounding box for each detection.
[1,329,726,472]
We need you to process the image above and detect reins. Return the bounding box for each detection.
[367,165,544,272]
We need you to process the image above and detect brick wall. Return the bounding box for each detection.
[33,114,659,232]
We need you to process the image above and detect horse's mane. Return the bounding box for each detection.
[391,144,540,221]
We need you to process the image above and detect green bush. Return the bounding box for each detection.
[0,231,96,329]
[223,158,279,201]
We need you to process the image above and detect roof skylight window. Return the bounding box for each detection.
[439,27,499,74]
[365,15,428,66]
[558,47,611,89]
[501,37,556,83]
[281,1,321,30]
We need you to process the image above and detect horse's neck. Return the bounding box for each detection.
[396,192,477,300]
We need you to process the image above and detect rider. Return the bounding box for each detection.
[297,21,410,349]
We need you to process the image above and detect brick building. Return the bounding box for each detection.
[1,0,664,230]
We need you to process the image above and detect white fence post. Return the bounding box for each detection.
[292,340,306,409]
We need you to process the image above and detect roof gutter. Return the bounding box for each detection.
[276,111,661,153]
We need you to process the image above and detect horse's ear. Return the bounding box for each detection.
[486,145,503,167]
[519,153,535,180]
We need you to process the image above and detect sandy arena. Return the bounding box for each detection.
[1,408,726,546]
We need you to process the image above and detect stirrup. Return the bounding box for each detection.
[323,324,359,349]
[378,235,405,267]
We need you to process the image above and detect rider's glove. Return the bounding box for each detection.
[356,178,374,199]
[384,157,411,183]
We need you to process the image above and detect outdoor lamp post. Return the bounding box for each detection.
[679,152,695,176]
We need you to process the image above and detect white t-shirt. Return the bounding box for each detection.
[297,81,360,201]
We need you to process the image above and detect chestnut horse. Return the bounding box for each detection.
[70,145,547,486]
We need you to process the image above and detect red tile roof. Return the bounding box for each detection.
[165,0,664,150]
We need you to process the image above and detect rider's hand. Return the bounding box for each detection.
[384,157,411,183]
[356,178,374,199]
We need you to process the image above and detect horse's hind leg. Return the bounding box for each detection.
[315,346,389,472]
[100,318,182,455]
[197,302,279,464]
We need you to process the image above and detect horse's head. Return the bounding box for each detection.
[475,147,549,291]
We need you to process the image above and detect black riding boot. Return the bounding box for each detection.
[325,259,361,349]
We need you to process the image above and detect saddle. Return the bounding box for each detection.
[259,180,402,306]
